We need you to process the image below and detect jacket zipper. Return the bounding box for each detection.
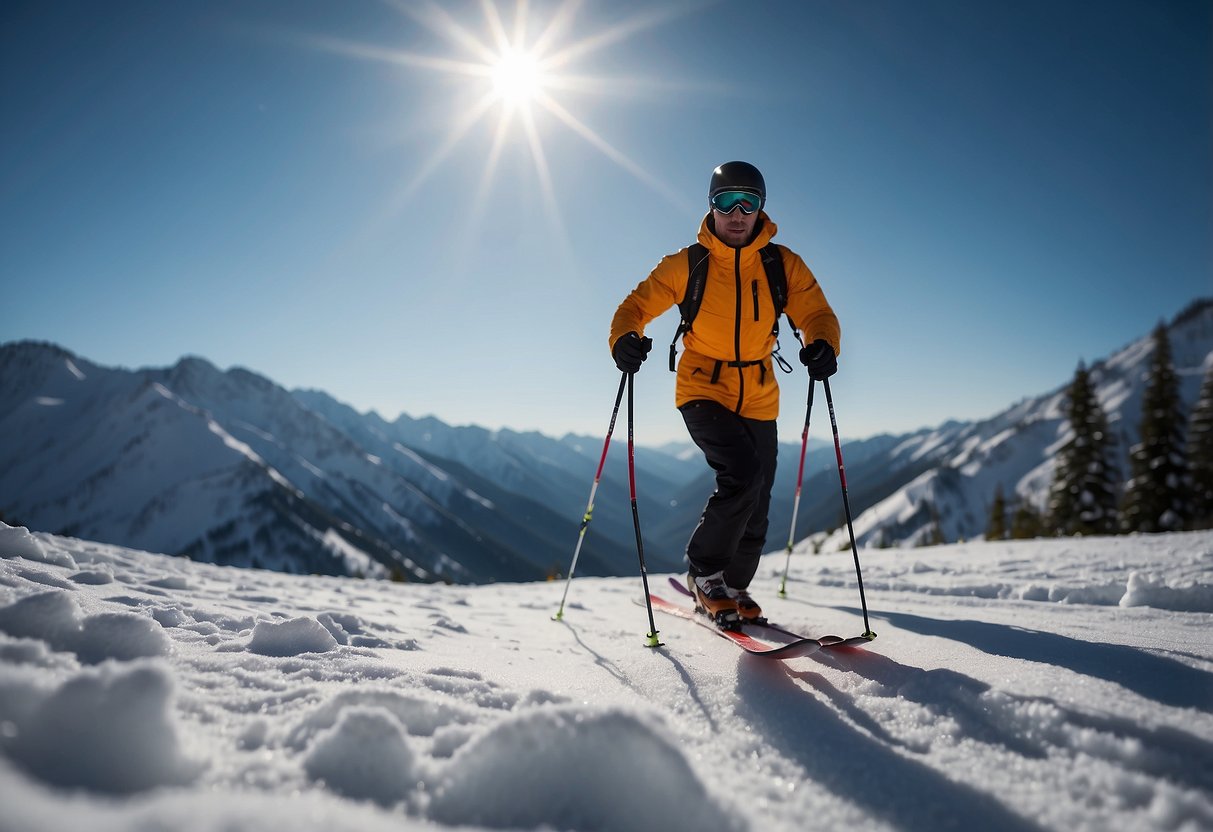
[734,248,744,414]
[752,280,760,321]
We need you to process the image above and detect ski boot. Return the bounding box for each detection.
[688,572,740,631]
[730,587,767,626]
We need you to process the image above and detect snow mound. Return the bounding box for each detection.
[288,689,476,750]
[1120,571,1213,613]
[0,523,74,569]
[4,661,199,793]
[315,611,391,648]
[0,638,74,670]
[303,706,417,806]
[148,576,191,591]
[74,611,171,664]
[0,590,83,650]
[0,523,47,560]
[0,592,170,663]
[428,706,743,831]
[69,570,115,585]
[247,616,339,656]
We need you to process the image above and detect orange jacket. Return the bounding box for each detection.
[610,213,839,421]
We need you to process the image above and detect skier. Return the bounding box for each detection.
[609,161,840,628]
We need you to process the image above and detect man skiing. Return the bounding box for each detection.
[609,161,840,629]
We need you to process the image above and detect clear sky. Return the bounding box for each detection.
[3,0,1210,444]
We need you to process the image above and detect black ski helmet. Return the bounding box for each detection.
[709,161,766,208]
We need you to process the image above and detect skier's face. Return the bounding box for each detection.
[712,203,759,247]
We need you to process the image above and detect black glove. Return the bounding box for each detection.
[799,339,837,380]
[612,332,653,374]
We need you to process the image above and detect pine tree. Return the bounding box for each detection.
[1047,363,1119,535]
[1009,498,1044,539]
[1187,364,1213,529]
[1121,323,1190,532]
[985,485,1008,540]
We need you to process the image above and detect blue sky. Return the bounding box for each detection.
[3,0,1210,444]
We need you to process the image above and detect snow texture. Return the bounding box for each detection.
[0,521,1211,832]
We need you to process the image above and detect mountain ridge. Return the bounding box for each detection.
[2,297,1210,577]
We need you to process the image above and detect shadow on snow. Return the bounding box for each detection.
[733,652,1046,832]
[864,607,1213,711]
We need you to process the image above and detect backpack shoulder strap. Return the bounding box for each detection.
[759,243,799,344]
[759,243,787,319]
[670,243,710,371]
[681,243,711,323]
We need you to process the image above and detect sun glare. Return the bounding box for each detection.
[304,1,695,245]
[491,47,544,106]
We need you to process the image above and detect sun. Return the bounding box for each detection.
[490,47,545,107]
[300,1,695,242]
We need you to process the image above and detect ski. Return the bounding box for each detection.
[666,576,787,635]
[644,590,873,658]
[664,577,863,650]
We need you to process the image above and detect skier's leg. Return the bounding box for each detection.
[680,400,765,578]
[724,416,778,591]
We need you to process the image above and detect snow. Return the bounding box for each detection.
[203,417,294,493]
[64,359,86,381]
[815,306,1213,549]
[246,616,340,657]
[1,521,1212,831]
[317,528,385,579]
[302,705,418,806]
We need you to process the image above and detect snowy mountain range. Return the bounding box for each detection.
[814,299,1213,551]
[0,344,697,583]
[2,299,1210,581]
[646,298,1213,554]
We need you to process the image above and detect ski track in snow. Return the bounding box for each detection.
[1,522,1212,832]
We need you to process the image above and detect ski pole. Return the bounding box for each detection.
[627,372,662,648]
[779,378,815,598]
[822,378,877,640]
[553,372,627,621]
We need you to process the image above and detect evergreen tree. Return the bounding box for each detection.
[985,485,1008,541]
[1121,323,1191,532]
[926,504,946,546]
[1187,364,1213,529]
[1047,363,1119,535]
[1009,498,1044,539]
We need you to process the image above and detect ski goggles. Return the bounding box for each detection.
[710,190,762,215]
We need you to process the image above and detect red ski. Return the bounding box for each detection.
[645,590,874,658]
[666,576,874,642]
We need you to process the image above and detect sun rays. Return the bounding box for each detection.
[304,0,697,252]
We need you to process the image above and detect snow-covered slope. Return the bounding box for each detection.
[0,346,380,578]
[821,299,1213,550]
[291,389,687,575]
[0,344,677,583]
[1,522,1210,831]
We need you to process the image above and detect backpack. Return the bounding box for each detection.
[668,242,799,374]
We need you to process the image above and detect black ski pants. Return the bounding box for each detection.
[680,399,778,590]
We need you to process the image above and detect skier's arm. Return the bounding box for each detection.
[782,250,840,357]
[609,251,685,352]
